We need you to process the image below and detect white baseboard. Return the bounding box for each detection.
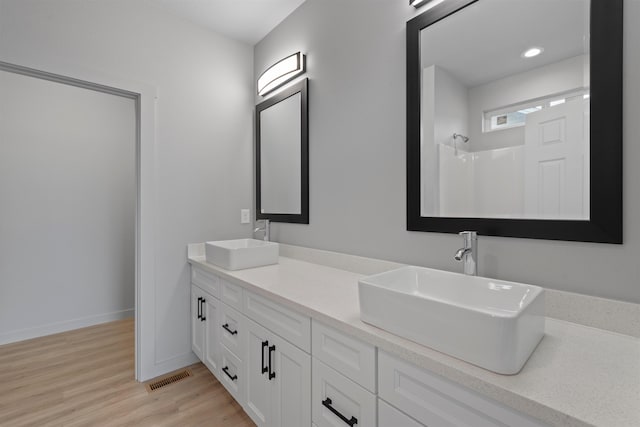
[139,352,200,382]
[0,308,134,346]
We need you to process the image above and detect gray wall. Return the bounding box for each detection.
[0,0,254,369]
[0,70,135,344]
[255,0,640,304]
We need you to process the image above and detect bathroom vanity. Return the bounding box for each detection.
[187,243,639,427]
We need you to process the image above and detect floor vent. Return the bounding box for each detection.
[145,369,193,392]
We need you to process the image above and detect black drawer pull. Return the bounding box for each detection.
[322,398,357,426]
[197,297,201,319]
[222,323,238,335]
[268,344,276,380]
[261,340,269,374]
[200,298,206,321]
[222,366,237,381]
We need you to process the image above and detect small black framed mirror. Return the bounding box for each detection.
[406,0,622,243]
[256,78,309,224]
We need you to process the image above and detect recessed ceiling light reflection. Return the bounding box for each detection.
[522,47,544,58]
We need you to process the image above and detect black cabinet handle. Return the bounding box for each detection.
[200,298,206,321]
[322,398,357,426]
[222,323,238,335]
[268,344,276,380]
[222,366,237,381]
[261,340,269,374]
[197,297,202,320]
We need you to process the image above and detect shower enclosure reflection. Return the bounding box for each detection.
[420,0,590,220]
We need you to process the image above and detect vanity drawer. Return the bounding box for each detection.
[378,351,549,427]
[221,277,243,311]
[312,320,376,392]
[191,266,220,298]
[378,399,424,427]
[243,290,310,352]
[220,302,245,359]
[312,359,376,427]
[220,345,245,406]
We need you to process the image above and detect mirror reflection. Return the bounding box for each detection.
[420,0,590,220]
[255,78,309,224]
[260,92,302,214]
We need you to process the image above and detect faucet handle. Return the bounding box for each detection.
[255,219,270,242]
[459,231,477,248]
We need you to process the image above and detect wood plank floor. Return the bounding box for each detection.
[0,318,255,427]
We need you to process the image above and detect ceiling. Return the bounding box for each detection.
[421,0,589,88]
[144,0,307,45]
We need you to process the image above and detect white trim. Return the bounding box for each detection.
[483,87,589,133]
[144,352,200,381]
[0,309,134,346]
[0,58,157,382]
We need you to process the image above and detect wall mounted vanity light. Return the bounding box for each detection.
[257,51,306,97]
[410,0,444,9]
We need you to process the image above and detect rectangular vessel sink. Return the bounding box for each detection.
[205,239,279,271]
[358,266,544,374]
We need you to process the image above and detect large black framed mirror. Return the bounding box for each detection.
[407,0,622,243]
[256,78,309,224]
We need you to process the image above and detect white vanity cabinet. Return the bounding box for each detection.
[192,267,312,427]
[311,321,377,427]
[220,344,244,403]
[191,285,206,360]
[311,320,376,392]
[378,399,423,427]
[378,351,550,427]
[190,263,552,427]
[190,284,220,375]
[245,317,311,427]
[312,359,376,427]
[220,302,245,357]
[218,283,248,405]
[191,268,246,404]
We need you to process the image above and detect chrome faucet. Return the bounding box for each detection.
[254,219,270,242]
[454,231,477,276]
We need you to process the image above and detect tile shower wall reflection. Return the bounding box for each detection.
[420,0,590,220]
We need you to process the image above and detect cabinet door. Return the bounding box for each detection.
[220,346,245,405]
[379,351,550,427]
[271,332,311,427]
[244,290,311,352]
[203,295,220,374]
[312,359,376,427]
[312,320,376,392]
[220,302,244,357]
[191,285,205,361]
[245,319,272,427]
[378,399,424,427]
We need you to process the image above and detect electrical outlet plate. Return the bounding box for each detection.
[240,209,251,224]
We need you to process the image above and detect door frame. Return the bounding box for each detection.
[0,60,156,381]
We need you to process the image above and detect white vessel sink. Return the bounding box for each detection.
[205,239,279,271]
[358,266,545,374]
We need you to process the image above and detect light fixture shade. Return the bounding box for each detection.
[257,52,306,97]
[410,0,446,9]
[410,0,430,8]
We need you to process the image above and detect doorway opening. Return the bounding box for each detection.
[0,61,150,380]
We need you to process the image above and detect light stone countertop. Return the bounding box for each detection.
[188,253,640,427]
